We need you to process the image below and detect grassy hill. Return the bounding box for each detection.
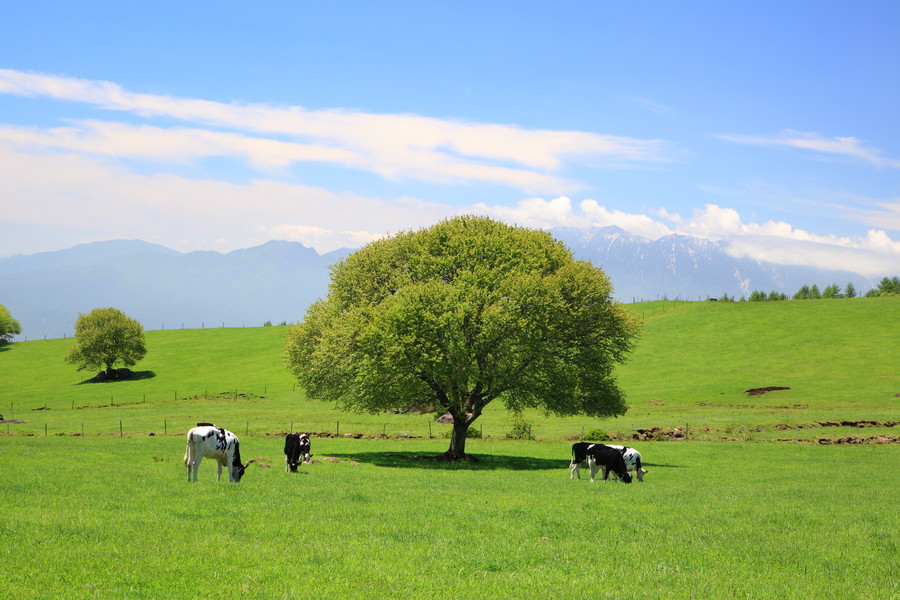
[1,297,897,441]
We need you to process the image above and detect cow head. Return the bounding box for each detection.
[619,470,633,484]
[232,459,256,482]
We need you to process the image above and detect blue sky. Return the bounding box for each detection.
[1,1,898,277]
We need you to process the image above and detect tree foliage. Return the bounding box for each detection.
[65,307,147,376]
[0,305,22,346]
[284,216,639,459]
[865,276,900,297]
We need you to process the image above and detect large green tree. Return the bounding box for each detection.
[65,307,147,378]
[284,216,639,460]
[0,305,22,346]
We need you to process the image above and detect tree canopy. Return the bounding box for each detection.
[65,307,147,377]
[0,305,22,346]
[865,276,900,297]
[284,216,639,459]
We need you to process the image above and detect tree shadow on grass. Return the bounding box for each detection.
[329,452,690,472]
[331,451,567,471]
[76,370,156,385]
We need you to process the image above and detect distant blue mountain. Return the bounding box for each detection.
[1,240,351,340]
[0,231,876,340]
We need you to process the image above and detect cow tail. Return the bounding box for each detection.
[184,432,195,468]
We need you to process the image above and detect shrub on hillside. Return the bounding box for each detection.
[584,429,612,441]
[504,417,535,440]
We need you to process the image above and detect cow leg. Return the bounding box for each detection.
[569,461,582,479]
[216,460,224,482]
[588,458,600,483]
[190,456,201,482]
[285,456,290,472]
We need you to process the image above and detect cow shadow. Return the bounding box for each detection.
[640,462,687,470]
[330,451,565,471]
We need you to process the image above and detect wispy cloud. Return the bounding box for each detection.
[0,69,672,194]
[632,96,674,116]
[716,130,900,168]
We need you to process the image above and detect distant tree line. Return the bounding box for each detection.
[718,275,899,302]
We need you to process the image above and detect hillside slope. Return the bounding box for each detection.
[0,298,897,438]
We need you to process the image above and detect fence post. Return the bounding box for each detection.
[337,421,340,436]
[120,421,123,437]
[164,420,167,436]
[45,423,48,437]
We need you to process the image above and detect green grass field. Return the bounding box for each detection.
[1,298,898,598]
[1,436,896,599]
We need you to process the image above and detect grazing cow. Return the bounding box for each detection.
[184,425,254,482]
[569,442,632,483]
[284,433,311,472]
[605,445,647,482]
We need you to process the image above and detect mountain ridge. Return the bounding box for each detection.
[1,231,877,339]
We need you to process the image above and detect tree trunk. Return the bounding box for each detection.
[442,416,479,461]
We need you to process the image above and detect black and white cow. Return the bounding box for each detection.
[284,432,311,472]
[569,442,633,483]
[184,425,254,482]
[605,444,647,482]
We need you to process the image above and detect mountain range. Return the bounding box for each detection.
[0,227,876,340]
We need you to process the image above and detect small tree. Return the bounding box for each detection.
[793,285,810,300]
[0,305,22,346]
[809,284,822,299]
[822,283,842,298]
[285,216,639,460]
[845,282,857,298]
[65,307,147,378]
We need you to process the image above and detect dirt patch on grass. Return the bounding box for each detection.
[746,386,791,395]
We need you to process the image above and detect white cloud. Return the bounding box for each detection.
[0,140,453,255]
[471,198,899,277]
[716,130,900,168]
[469,196,674,239]
[0,121,359,170]
[0,69,671,194]
[659,204,900,277]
